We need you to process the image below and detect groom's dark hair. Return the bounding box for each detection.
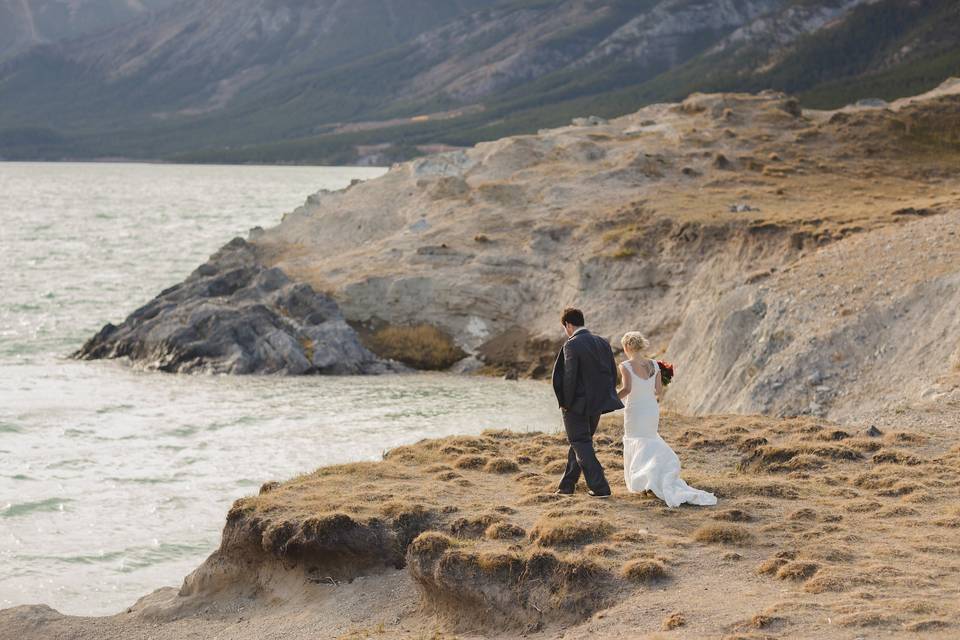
[561,307,585,327]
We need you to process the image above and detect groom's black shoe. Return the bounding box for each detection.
[555,488,574,496]
[588,490,612,498]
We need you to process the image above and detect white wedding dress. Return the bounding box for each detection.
[622,360,717,508]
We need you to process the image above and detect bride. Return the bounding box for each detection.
[617,332,717,508]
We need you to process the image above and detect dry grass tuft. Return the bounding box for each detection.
[696,477,800,500]
[749,614,780,629]
[847,437,884,453]
[408,531,455,556]
[611,530,648,544]
[538,449,566,464]
[901,489,936,502]
[877,481,921,497]
[514,471,542,482]
[517,493,565,506]
[484,522,526,540]
[775,561,819,581]
[543,459,568,474]
[544,506,602,519]
[475,550,525,574]
[933,516,960,528]
[661,611,686,630]
[693,523,753,545]
[379,501,430,519]
[876,505,920,518]
[258,481,280,495]
[809,546,855,562]
[835,611,900,628]
[453,455,489,470]
[407,542,615,626]
[366,324,466,370]
[450,513,502,538]
[803,569,864,593]
[529,516,615,547]
[756,558,787,576]
[425,464,453,473]
[622,559,670,583]
[712,509,752,522]
[885,431,928,445]
[904,619,951,632]
[872,450,923,466]
[738,437,769,452]
[784,454,826,470]
[584,544,618,558]
[817,429,852,441]
[483,457,520,474]
[738,443,861,473]
[845,500,881,513]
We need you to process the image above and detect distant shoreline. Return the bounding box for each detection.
[0,158,388,168]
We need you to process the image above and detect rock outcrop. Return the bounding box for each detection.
[75,238,395,375]
[247,81,960,414]
[665,210,960,421]
[74,81,960,406]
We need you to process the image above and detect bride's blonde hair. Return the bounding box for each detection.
[621,332,649,354]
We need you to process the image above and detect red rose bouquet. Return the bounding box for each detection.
[657,360,675,387]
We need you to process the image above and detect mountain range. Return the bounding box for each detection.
[1,0,958,163]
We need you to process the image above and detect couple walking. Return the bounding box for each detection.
[551,307,716,507]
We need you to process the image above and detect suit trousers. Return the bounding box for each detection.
[558,411,610,494]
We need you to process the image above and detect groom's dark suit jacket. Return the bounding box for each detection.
[552,328,624,416]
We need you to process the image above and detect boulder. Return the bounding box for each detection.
[74,238,395,375]
[571,115,607,126]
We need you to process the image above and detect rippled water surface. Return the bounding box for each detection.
[0,162,557,615]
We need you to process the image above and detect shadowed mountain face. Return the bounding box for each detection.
[0,0,958,162]
[0,0,176,60]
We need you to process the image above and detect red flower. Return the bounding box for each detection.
[657,360,675,386]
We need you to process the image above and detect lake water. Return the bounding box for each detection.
[0,162,558,616]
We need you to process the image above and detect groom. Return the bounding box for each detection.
[551,307,623,497]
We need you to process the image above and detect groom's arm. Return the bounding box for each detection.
[562,342,578,411]
[551,349,565,408]
[607,344,618,379]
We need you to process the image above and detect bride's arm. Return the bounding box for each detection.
[655,368,663,398]
[617,363,631,400]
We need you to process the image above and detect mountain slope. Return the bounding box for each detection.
[0,0,177,61]
[0,0,958,162]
